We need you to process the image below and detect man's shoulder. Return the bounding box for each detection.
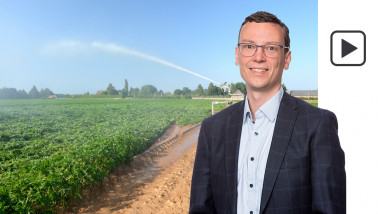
[284,93,337,127]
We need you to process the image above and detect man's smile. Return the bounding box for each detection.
[250,68,268,72]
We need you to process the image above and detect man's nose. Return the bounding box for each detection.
[253,47,266,62]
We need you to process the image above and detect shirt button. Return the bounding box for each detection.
[254,132,258,136]
[250,211,253,214]
[250,184,253,188]
[250,157,254,161]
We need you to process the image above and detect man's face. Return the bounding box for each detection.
[235,22,291,94]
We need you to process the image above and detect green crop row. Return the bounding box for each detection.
[0,99,212,213]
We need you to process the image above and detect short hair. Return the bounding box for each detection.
[238,11,290,49]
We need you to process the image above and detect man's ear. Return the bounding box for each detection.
[284,50,291,70]
[235,46,239,66]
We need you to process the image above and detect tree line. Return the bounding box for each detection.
[97,79,247,99]
[0,86,71,99]
[0,79,251,99]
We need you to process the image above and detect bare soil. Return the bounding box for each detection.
[62,124,199,214]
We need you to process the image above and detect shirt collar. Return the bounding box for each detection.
[243,95,252,123]
[243,87,284,122]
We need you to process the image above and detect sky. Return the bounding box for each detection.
[0,0,318,94]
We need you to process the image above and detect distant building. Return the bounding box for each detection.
[289,90,318,98]
[96,90,105,95]
[231,90,244,101]
[48,95,56,99]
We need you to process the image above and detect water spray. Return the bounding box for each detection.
[91,42,231,94]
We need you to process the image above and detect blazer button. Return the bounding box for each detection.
[250,157,254,161]
[254,132,258,136]
[250,184,253,188]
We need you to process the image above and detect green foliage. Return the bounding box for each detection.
[0,88,29,99]
[40,88,54,98]
[1,87,56,100]
[182,87,191,96]
[298,97,318,107]
[207,83,224,96]
[129,87,139,98]
[121,79,129,98]
[172,87,192,99]
[28,86,40,99]
[0,99,212,213]
[173,89,182,96]
[308,100,318,107]
[230,82,246,95]
[72,94,122,99]
[213,102,228,112]
[106,83,118,95]
[138,85,157,97]
[194,84,204,96]
[298,96,318,100]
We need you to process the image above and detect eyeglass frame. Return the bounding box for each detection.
[237,43,290,58]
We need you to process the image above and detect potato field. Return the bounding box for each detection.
[0,99,213,213]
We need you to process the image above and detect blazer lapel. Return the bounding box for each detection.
[260,93,298,213]
[224,100,244,214]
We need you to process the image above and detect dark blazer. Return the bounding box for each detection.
[190,92,346,214]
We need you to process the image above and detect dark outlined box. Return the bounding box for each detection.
[330,30,366,66]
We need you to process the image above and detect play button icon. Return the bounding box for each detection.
[331,30,366,66]
[342,39,357,58]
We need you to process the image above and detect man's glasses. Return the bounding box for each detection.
[237,43,289,58]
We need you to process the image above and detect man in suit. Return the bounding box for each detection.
[189,11,346,214]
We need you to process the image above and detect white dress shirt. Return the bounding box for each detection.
[237,87,283,214]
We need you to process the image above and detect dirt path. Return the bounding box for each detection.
[63,124,199,214]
